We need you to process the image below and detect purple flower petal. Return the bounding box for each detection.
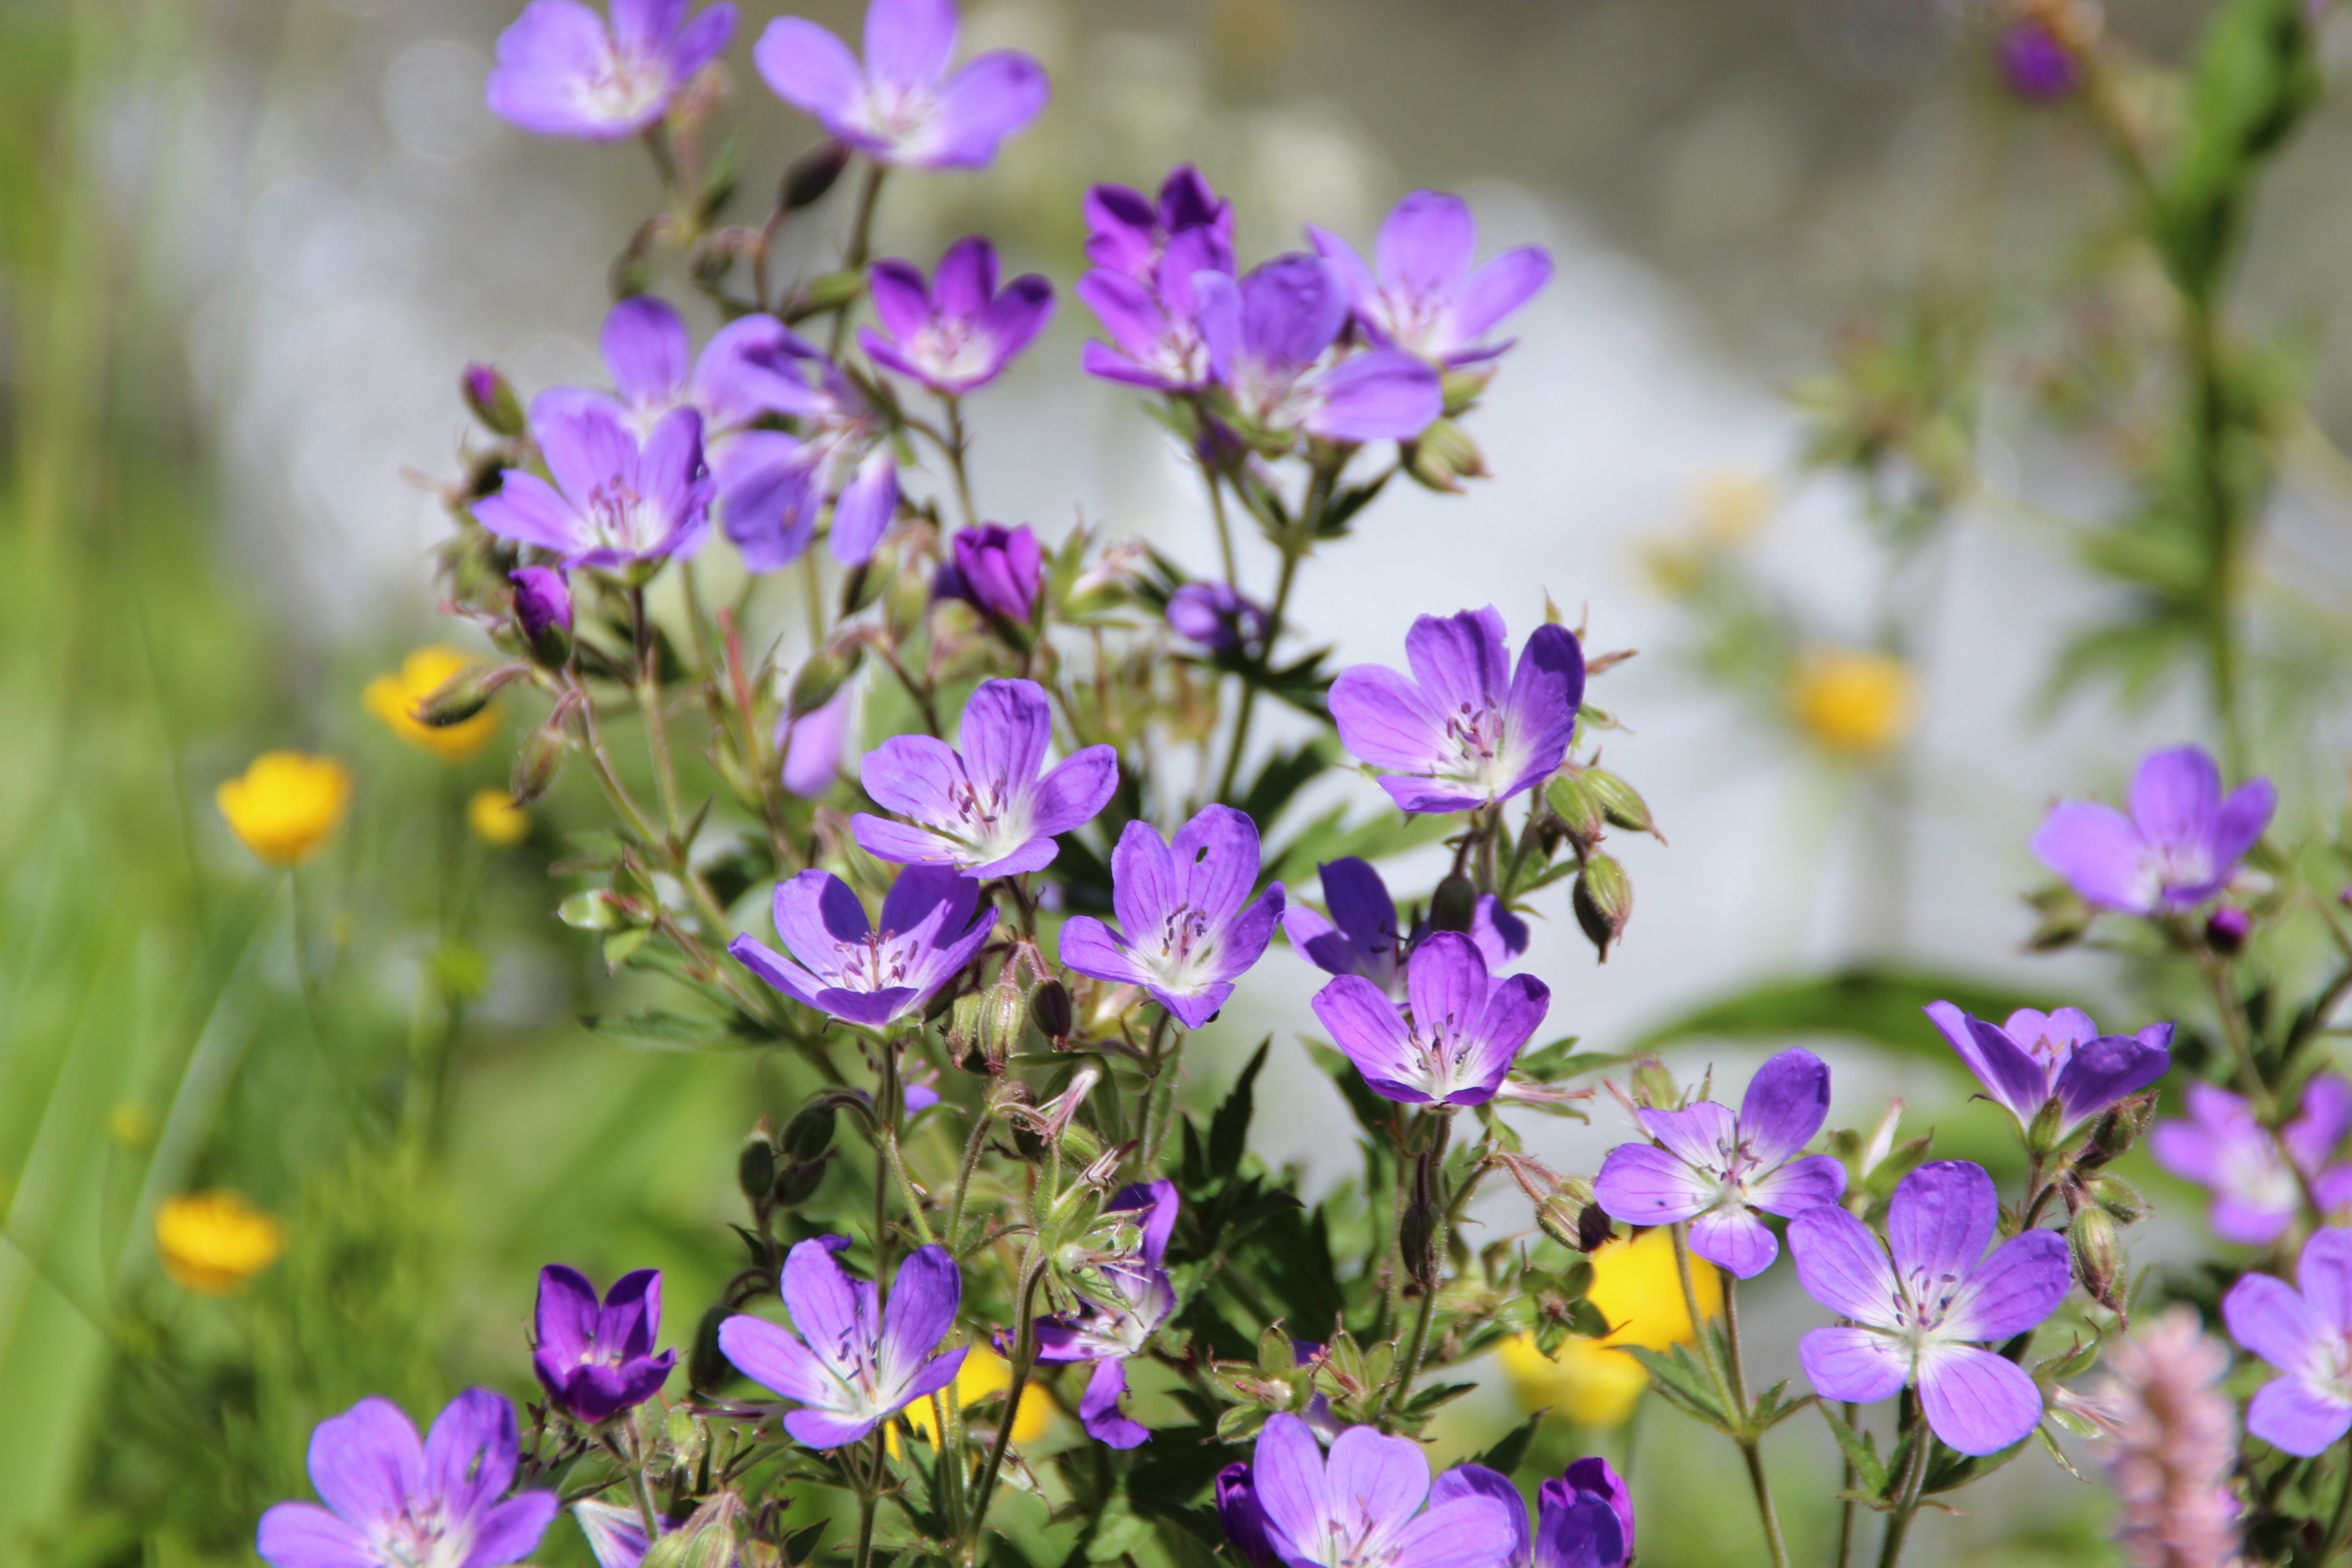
[785,1406,882,1449]
[1916,1342,2041,1456]
[1219,1464,1278,1568]
[959,678,1052,796]
[1327,664,1447,772]
[876,1244,961,1387]
[1057,915,1147,988]
[468,1491,561,1567]
[865,0,957,90]
[753,17,863,125]
[1431,1465,1528,1568]
[1688,1207,1778,1279]
[1634,1101,1737,1172]
[2031,801,2155,914]
[535,1264,602,1369]
[1391,1494,1526,1568]
[1080,1356,1151,1448]
[2215,777,2278,866]
[1313,974,1422,1101]
[2129,746,2221,859]
[2222,1271,2318,1371]
[2052,1032,2170,1127]
[1303,349,1442,443]
[1250,1412,1330,1562]
[1787,1205,1902,1328]
[718,1313,838,1406]
[1746,1153,1847,1218]
[256,1503,375,1568]
[1738,1047,1832,1166]
[923,51,1050,166]
[1923,1001,2049,1125]
[1532,1489,1627,1568]
[1592,1142,1713,1227]
[603,294,691,407]
[1030,747,1120,838]
[829,447,897,564]
[306,1397,424,1527]
[1325,1423,1434,1540]
[1885,1161,1997,1285]
[2301,1228,2352,1327]
[1376,192,1478,298]
[1941,1229,2069,1342]
[2247,1375,2352,1457]
[1798,1326,1910,1403]
[1452,247,1555,346]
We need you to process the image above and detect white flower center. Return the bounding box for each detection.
[1431,700,1518,798]
[940,776,1030,866]
[373,1506,474,1568]
[1142,903,1220,996]
[577,46,670,126]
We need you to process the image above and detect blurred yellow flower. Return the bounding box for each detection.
[889,1345,1055,1455]
[217,752,352,866]
[1792,649,1919,756]
[156,1190,285,1293]
[1498,1227,1722,1427]
[1693,470,1772,545]
[468,788,530,847]
[364,645,498,761]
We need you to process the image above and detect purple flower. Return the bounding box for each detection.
[854,678,1118,876]
[486,0,735,141]
[936,523,1044,624]
[473,392,712,569]
[532,1265,676,1425]
[1084,165,1235,285]
[708,356,900,568]
[1999,21,2079,102]
[1035,1180,1178,1448]
[1218,1463,1279,1568]
[1282,855,1527,995]
[510,566,573,640]
[1329,608,1584,815]
[1078,227,1234,393]
[2031,746,2276,916]
[718,1235,967,1449]
[1308,191,1553,367]
[571,1500,659,1568]
[2223,1227,2352,1455]
[753,0,1047,170]
[1924,1002,2172,1140]
[727,863,997,1026]
[1168,581,1270,654]
[1237,1412,1525,1568]
[1312,931,1548,1107]
[1057,804,1285,1029]
[1196,255,1442,442]
[779,684,856,798]
[1536,1458,1634,1568]
[1788,1160,2071,1456]
[256,1390,558,1568]
[862,238,1054,396]
[2151,1078,2352,1245]
[598,294,822,442]
[1594,1048,1847,1279]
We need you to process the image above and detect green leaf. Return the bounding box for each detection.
[1210,1040,1270,1177]
[1817,1401,1888,1496]
[1471,1410,1546,1478]
[1402,1381,1480,1418]
[1631,966,2057,1073]
[581,1010,736,1050]
[1231,740,1334,835]
[1623,1345,1728,1428]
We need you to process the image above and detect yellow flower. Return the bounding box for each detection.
[1498,1228,1722,1427]
[156,1191,285,1294]
[1792,649,1920,756]
[217,752,352,866]
[888,1345,1055,1455]
[468,787,530,847]
[1692,470,1773,545]
[364,645,498,761]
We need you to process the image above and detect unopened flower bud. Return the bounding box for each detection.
[413,662,529,729]
[462,362,525,437]
[1545,770,1607,845]
[2026,1096,2067,1158]
[781,1103,837,1162]
[788,644,860,718]
[773,1159,827,1207]
[2205,906,2251,955]
[2091,1093,2158,1161]
[1572,855,1633,960]
[1630,1059,1679,1110]
[2069,1205,2124,1310]
[1029,979,1073,1042]
[1582,768,1659,839]
[509,716,569,806]
[948,991,989,1072]
[979,979,1029,1067]
[2089,1174,2149,1225]
[1429,874,1478,935]
[689,1304,734,1394]
[1404,418,1487,493]
[1534,1174,1611,1254]
[782,140,852,211]
[2027,884,2093,952]
[737,1128,777,1209]
[510,567,573,667]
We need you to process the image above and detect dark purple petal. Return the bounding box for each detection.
[1470,894,1530,966]
[1560,1457,1633,1557]
[1916,1343,2041,1456]
[509,566,572,640]
[306,1397,424,1530]
[774,869,874,955]
[1313,858,1396,958]
[1109,1178,1180,1265]
[1688,1208,1777,1279]
[1738,1047,1832,1167]
[876,860,984,945]
[754,17,863,126]
[535,1264,602,1370]
[1998,21,2079,100]
[1532,1488,1627,1568]
[984,275,1057,372]
[1798,1326,1909,1403]
[1079,1356,1151,1448]
[1787,1205,1902,1328]
[1922,1001,2050,1125]
[1885,1161,1997,1285]
[868,258,933,345]
[1944,1229,2069,1342]
[933,235,997,321]
[2052,1032,2171,1126]
[2031,801,2155,914]
[2247,1375,2352,1457]
[1217,1464,1278,1568]
[1592,1143,1712,1226]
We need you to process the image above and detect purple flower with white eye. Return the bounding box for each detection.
[707,349,901,568]
[936,524,1043,624]
[1195,255,1442,442]
[727,863,996,1026]
[1594,1048,1848,1279]
[1084,165,1235,285]
[256,1390,558,1568]
[2152,1078,2352,1245]
[861,238,1054,396]
[1058,804,1285,1030]
[486,0,735,142]
[854,679,1118,877]
[1329,608,1584,815]
[1035,1180,1178,1449]
[1308,192,1553,368]
[1168,581,1270,654]
[778,683,857,799]
[718,1236,967,1449]
[2222,1227,2352,1455]
[2032,745,2276,917]
[1283,855,1527,995]
[531,1266,675,1426]
[753,0,1047,170]
[1312,931,1548,1108]
[1078,227,1235,393]
[1234,1413,1526,1568]
[1536,1458,1634,1568]
[472,392,711,569]
[1789,1160,2071,1457]
[1924,1002,2172,1140]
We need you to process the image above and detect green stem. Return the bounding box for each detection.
[1214,535,1305,803]
[1876,1412,1932,1568]
[944,397,979,530]
[1382,1114,1453,1420]
[854,1430,881,1568]
[966,1257,1045,1549]
[1669,1222,1733,1409]
[944,1099,993,1252]
[829,164,888,359]
[1723,1280,1791,1568]
[2202,953,2273,1115]
[1202,464,1238,584]
[2320,1440,2352,1566]
[1835,1402,1860,1568]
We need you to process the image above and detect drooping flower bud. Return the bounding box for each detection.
[2088,1173,2150,1225]
[788,642,861,718]
[2070,1205,2126,1313]
[781,1103,837,1163]
[509,566,573,667]
[1546,769,1608,845]
[1536,1173,1612,1253]
[1428,874,1478,934]
[1582,768,1660,840]
[1573,855,1633,960]
[1029,978,1074,1042]
[1166,581,1271,654]
[1404,417,1487,493]
[773,1160,826,1207]
[781,139,853,211]
[509,712,570,806]
[412,661,531,729]
[737,1126,778,1210]
[462,362,526,437]
[938,523,1044,626]
[2204,906,2250,956]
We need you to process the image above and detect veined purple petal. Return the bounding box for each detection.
[1916,1343,2041,1456]
[866,0,957,90]
[1942,1229,2069,1342]
[599,1269,662,1363]
[1377,192,1477,297]
[2052,1032,2170,1126]
[1392,1494,1527,1568]
[1170,801,1262,924]
[877,1244,961,1392]
[1324,1423,1434,1545]
[726,935,825,1011]
[959,678,1052,795]
[1080,1357,1151,1448]
[1885,1161,1997,1285]
[1747,1154,1847,1218]
[1738,1047,1832,1166]
[754,17,863,125]
[2223,1271,2319,1371]
[1314,974,1421,1102]
[2248,1376,2352,1457]
[256,1502,374,1568]
[1688,1207,1778,1279]
[468,1491,561,1567]
[1327,664,1448,774]
[718,1312,837,1407]
[306,1397,424,1528]
[1532,1489,1626,1568]
[1634,1101,1736,1172]
[1923,1001,2049,1126]
[1239,255,1348,373]
[1303,349,1442,443]
[535,1265,603,1369]
[922,51,1050,167]
[1592,1143,1713,1227]
[1250,1413,1330,1563]
[603,294,691,408]
[2031,801,2155,914]
[774,869,874,957]
[1057,916,1147,988]
[2128,746,2221,859]
[1029,747,1120,838]
[1106,817,1177,940]
[1787,1205,1902,1328]
[1432,1465,1529,1568]
[1798,1326,1909,1403]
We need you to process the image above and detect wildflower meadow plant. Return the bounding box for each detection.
[233,2,2352,1566]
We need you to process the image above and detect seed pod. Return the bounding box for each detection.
[2090,1092,2158,1161]
[2087,1173,2149,1225]
[978,978,1029,1065]
[2069,1205,2125,1312]
[509,717,569,807]
[1029,979,1074,1042]
[1534,1173,1610,1254]
[773,1159,826,1207]
[947,992,988,1073]
[1400,1152,1442,1291]
[1404,418,1487,493]
[781,1103,837,1162]
[1582,768,1659,839]
[1572,855,1633,960]
[781,140,852,211]
[737,1126,777,1209]
[413,662,529,728]
[1428,874,1478,934]
[1545,770,1607,845]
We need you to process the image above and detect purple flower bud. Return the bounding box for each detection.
[1167,581,1270,654]
[938,524,1044,624]
[464,362,526,436]
[1999,20,2080,102]
[1216,1463,1277,1568]
[510,566,573,640]
[2205,906,2251,954]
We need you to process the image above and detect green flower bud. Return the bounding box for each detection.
[413,662,529,728]
[1573,855,1633,960]
[1029,979,1074,1042]
[509,717,569,807]
[947,991,989,1073]
[1404,418,1487,493]
[2069,1205,2124,1311]
[781,1103,837,1162]
[462,363,526,437]
[1429,874,1478,934]
[1545,770,1608,845]
[2087,1174,2149,1224]
[737,1126,777,1208]
[1533,1173,1612,1253]
[773,1159,826,1207]
[782,141,853,211]
[788,643,861,718]
[1582,768,1660,839]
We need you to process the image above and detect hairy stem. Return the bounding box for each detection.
[1877,1411,1932,1568]
[1724,1280,1791,1568]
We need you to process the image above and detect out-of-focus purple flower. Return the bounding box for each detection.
[1282,855,1529,995]
[2224,1227,2352,1455]
[1195,255,1442,442]
[1085,165,1235,285]
[854,678,1117,876]
[1308,191,1553,368]
[1058,804,1284,1029]
[718,1235,967,1449]
[2206,906,2252,954]
[778,684,856,798]
[1217,1463,1278,1568]
[1594,1048,1847,1278]
[1789,1160,2070,1456]
[571,1499,659,1568]
[862,238,1054,396]
[256,1391,558,1568]
[532,1266,676,1426]
[1536,1458,1633,1568]
[1240,1413,1525,1568]
[2032,746,2276,916]
[1035,1181,1178,1448]
[510,566,573,640]
[1312,932,1548,1107]
[1999,20,2079,102]
[2151,1078,2352,1245]
[2090,1308,2242,1568]
[709,352,901,568]
[1924,1002,2171,1140]
[1167,581,1269,654]
[1329,607,1584,815]
[473,393,711,569]
[1078,228,1234,393]
[487,0,736,141]
[936,523,1044,624]
[753,0,1047,169]
[728,863,996,1026]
